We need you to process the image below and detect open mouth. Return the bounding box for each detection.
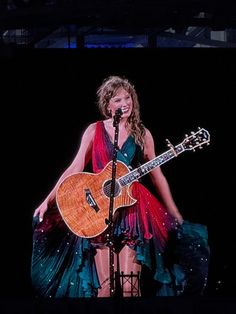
[122,108,129,113]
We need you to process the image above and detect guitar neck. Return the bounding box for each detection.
[119,143,185,187]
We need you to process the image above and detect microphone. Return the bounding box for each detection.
[113,108,123,126]
[115,108,123,116]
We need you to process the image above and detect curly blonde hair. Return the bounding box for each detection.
[97,75,146,148]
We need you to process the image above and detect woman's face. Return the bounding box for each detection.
[107,87,133,118]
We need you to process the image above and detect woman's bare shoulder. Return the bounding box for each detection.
[143,127,154,140]
[83,122,97,135]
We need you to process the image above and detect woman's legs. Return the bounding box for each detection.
[95,245,141,297]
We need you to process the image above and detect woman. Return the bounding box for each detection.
[32,75,209,298]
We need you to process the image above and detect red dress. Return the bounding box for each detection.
[31,120,210,297]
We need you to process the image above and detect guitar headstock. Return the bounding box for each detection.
[182,127,210,151]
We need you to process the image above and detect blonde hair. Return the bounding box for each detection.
[97,75,146,148]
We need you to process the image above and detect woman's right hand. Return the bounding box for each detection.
[33,199,48,222]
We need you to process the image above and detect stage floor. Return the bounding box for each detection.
[1,297,236,314]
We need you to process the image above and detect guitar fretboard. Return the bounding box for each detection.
[119,143,184,187]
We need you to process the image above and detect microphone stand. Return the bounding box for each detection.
[107,108,123,298]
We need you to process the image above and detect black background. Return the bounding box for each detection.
[0,48,235,298]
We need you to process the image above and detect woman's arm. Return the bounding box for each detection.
[143,128,183,224]
[34,122,96,221]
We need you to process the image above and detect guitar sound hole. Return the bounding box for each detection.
[103,180,120,198]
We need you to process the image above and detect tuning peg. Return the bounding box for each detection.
[166,138,177,156]
[185,134,188,138]
[166,138,172,147]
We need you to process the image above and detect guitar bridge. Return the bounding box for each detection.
[85,189,99,212]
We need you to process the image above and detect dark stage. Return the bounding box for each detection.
[0,48,235,313]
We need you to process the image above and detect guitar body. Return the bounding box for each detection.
[56,161,137,238]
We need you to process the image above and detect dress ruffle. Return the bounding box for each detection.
[31,205,100,297]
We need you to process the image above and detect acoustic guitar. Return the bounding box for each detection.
[56,127,210,238]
